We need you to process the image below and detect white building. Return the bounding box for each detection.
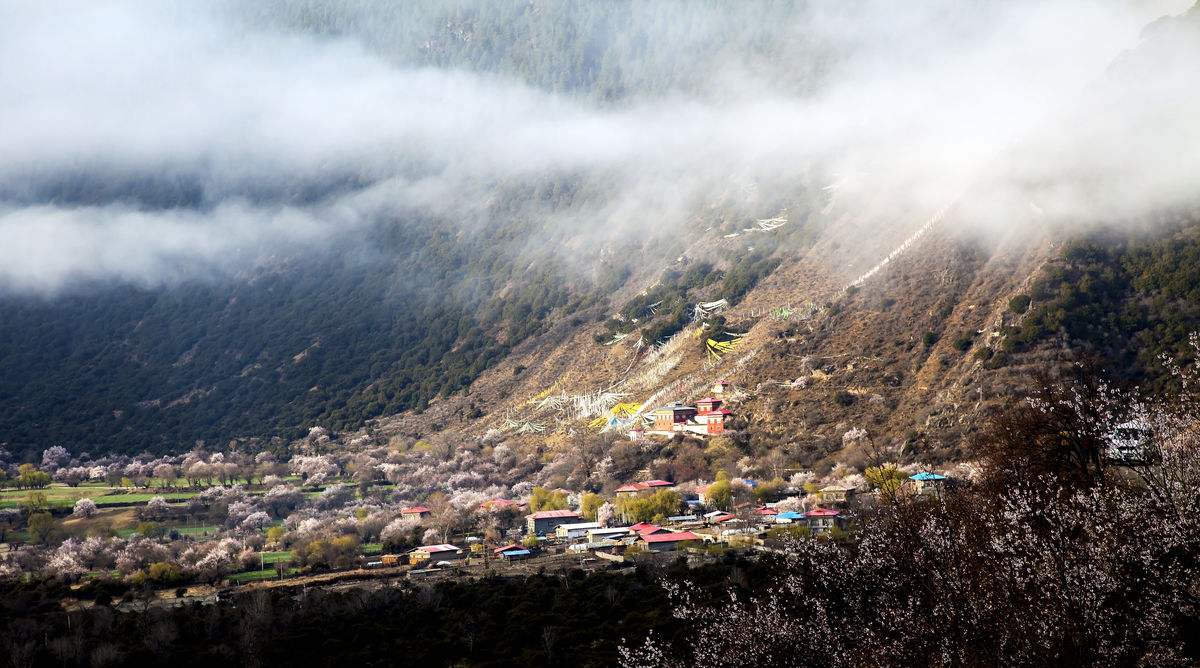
[555,521,603,540]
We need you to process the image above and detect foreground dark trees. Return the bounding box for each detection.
[622,362,1200,668]
[2,544,802,668]
[1,563,744,668]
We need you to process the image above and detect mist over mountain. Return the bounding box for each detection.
[5,5,1200,666]
[1,0,1198,459]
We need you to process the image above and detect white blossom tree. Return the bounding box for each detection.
[72,497,98,519]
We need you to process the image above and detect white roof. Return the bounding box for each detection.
[416,544,461,553]
[588,527,631,534]
[557,522,603,531]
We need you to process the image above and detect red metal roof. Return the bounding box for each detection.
[696,397,721,404]
[618,480,675,493]
[402,505,430,514]
[493,543,524,554]
[754,506,778,515]
[481,498,519,509]
[529,509,580,519]
[806,507,841,517]
[643,531,702,543]
[713,513,737,523]
[631,523,671,536]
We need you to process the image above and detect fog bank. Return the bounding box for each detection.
[1,0,1196,292]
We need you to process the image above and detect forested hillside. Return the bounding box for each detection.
[1005,212,1200,391]
[0,216,592,459]
[237,0,841,101]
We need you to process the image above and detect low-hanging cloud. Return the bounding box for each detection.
[1,0,1197,293]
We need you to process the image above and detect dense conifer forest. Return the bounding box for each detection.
[0,217,586,459]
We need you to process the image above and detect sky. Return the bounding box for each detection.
[0,0,1196,293]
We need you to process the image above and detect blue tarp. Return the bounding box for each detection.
[910,472,947,481]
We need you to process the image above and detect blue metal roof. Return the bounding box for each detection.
[909,472,947,481]
[776,511,806,520]
[500,549,531,556]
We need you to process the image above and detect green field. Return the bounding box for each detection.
[0,478,356,511]
[260,550,294,565]
[0,484,199,510]
[177,525,220,537]
[92,492,197,506]
[229,567,301,584]
[115,524,220,539]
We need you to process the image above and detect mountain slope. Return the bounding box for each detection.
[2,1,1197,464]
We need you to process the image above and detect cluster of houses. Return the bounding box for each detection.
[397,470,952,568]
[634,381,736,439]
[527,508,706,554]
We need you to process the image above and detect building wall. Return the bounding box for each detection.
[528,516,578,535]
[411,549,463,565]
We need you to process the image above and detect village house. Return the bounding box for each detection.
[692,408,732,435]
[646,400,733,437]
[630,521,670,537]
[817,485,857,505]
[615,479,675,495]
[409,543,463,565]
[703,510,737,524]
[775,511,806,524]
[695,396,723,413]
[586,527,632,543]
[401,505,431,519]
[1104,420,1153,465]
[493,543,532,560]
[555,521,602,540]
[908,471,948,497]
[804,507,844,533]
[649,403,697,433]
[479,498,522,512]
[641,530,704,552]
[380,553,403,566]
[526,509,582,535]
